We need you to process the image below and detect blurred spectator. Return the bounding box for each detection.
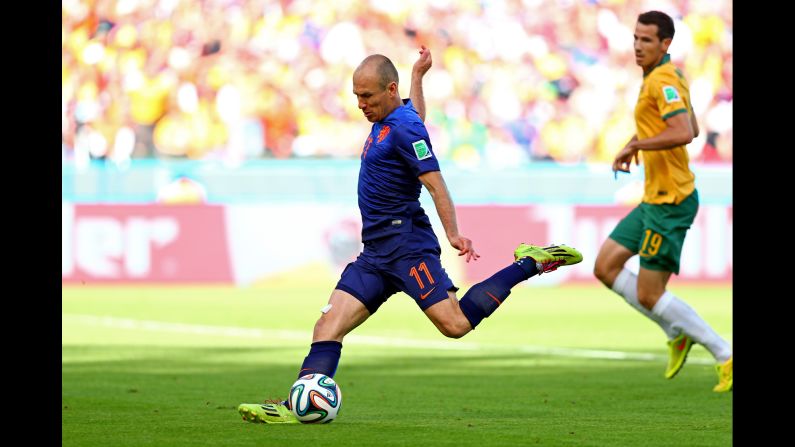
[62,0,732,166]
[156,175,207,204]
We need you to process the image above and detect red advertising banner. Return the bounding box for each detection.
[62,203,731,285]
[62,204,232,283]
[458,204,732,284]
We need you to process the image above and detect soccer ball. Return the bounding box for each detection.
[289,374,342,423]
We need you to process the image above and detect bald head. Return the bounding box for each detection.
[353,54,402,122]
[355,54,399,90]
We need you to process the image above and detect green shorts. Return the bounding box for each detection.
[609,190,699,274]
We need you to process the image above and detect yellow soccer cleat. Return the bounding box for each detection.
[665,333,694,379]
[238,402,299,424]
[713,356,733,392]
[514,243,583,274]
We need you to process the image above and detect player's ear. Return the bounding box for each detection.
[661,37,673,51]
[387,81,398,97]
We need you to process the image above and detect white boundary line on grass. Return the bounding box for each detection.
[62,313,715,365]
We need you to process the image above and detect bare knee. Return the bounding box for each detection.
[636,285,663,310]
[312,315,336,340]
[424,294,473,339]
[310,290,372,342]
[636,269,672,310]
[592,262,612,287]
[594,239,635,288]
[312,312,349,342]
[593,257,620,288]
[437,319,471,339]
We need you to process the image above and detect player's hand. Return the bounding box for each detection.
[612,142,639,176]
[412,45,432,78]
[450,234,479,263]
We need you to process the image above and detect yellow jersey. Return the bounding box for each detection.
[635,54,696,205]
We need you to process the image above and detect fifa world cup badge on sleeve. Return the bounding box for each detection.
[412,140,432,160]
[662,86,681,103]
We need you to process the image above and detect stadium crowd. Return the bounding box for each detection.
[62,0,732,168]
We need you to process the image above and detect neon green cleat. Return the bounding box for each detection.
[238,402,299,424]
[665,333,694,379]
[713,356,733,392]
[514,243,583,274]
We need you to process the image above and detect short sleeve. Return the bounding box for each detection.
[392,122,440,177]
[650,73,688,121]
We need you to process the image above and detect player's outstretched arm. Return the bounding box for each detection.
[410,46,432,122]
[419,170,479,263]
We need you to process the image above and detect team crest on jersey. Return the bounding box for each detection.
[377,125,391,143]
[412,139,432,160]
[662,85,681,103]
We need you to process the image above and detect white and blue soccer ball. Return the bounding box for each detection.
[289,374,342,423]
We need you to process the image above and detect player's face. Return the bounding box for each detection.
[634,22,672,71]
[353,70,396,123]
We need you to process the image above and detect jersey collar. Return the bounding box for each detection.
[643,53,670,78]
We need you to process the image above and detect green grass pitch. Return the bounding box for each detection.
[63,282,732,446]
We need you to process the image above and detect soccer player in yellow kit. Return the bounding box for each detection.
[593,10,732,392]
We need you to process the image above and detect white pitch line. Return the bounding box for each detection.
[62,314,715,365]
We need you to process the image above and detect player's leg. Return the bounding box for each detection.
[240,258,392,423]
[419,244,582,337]
[631,266,691,378]
[639,192,731,389]
[423,291,472,338]
[297,289,371,378]
[594,208,679,340]
[395,251,470,338]
[238,289,372,424]
[296,256,392,381]
[640,266,732,387]
[593,238,636,288]
[392,225,583,337]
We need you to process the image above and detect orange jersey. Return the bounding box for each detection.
[635,54,696,204]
